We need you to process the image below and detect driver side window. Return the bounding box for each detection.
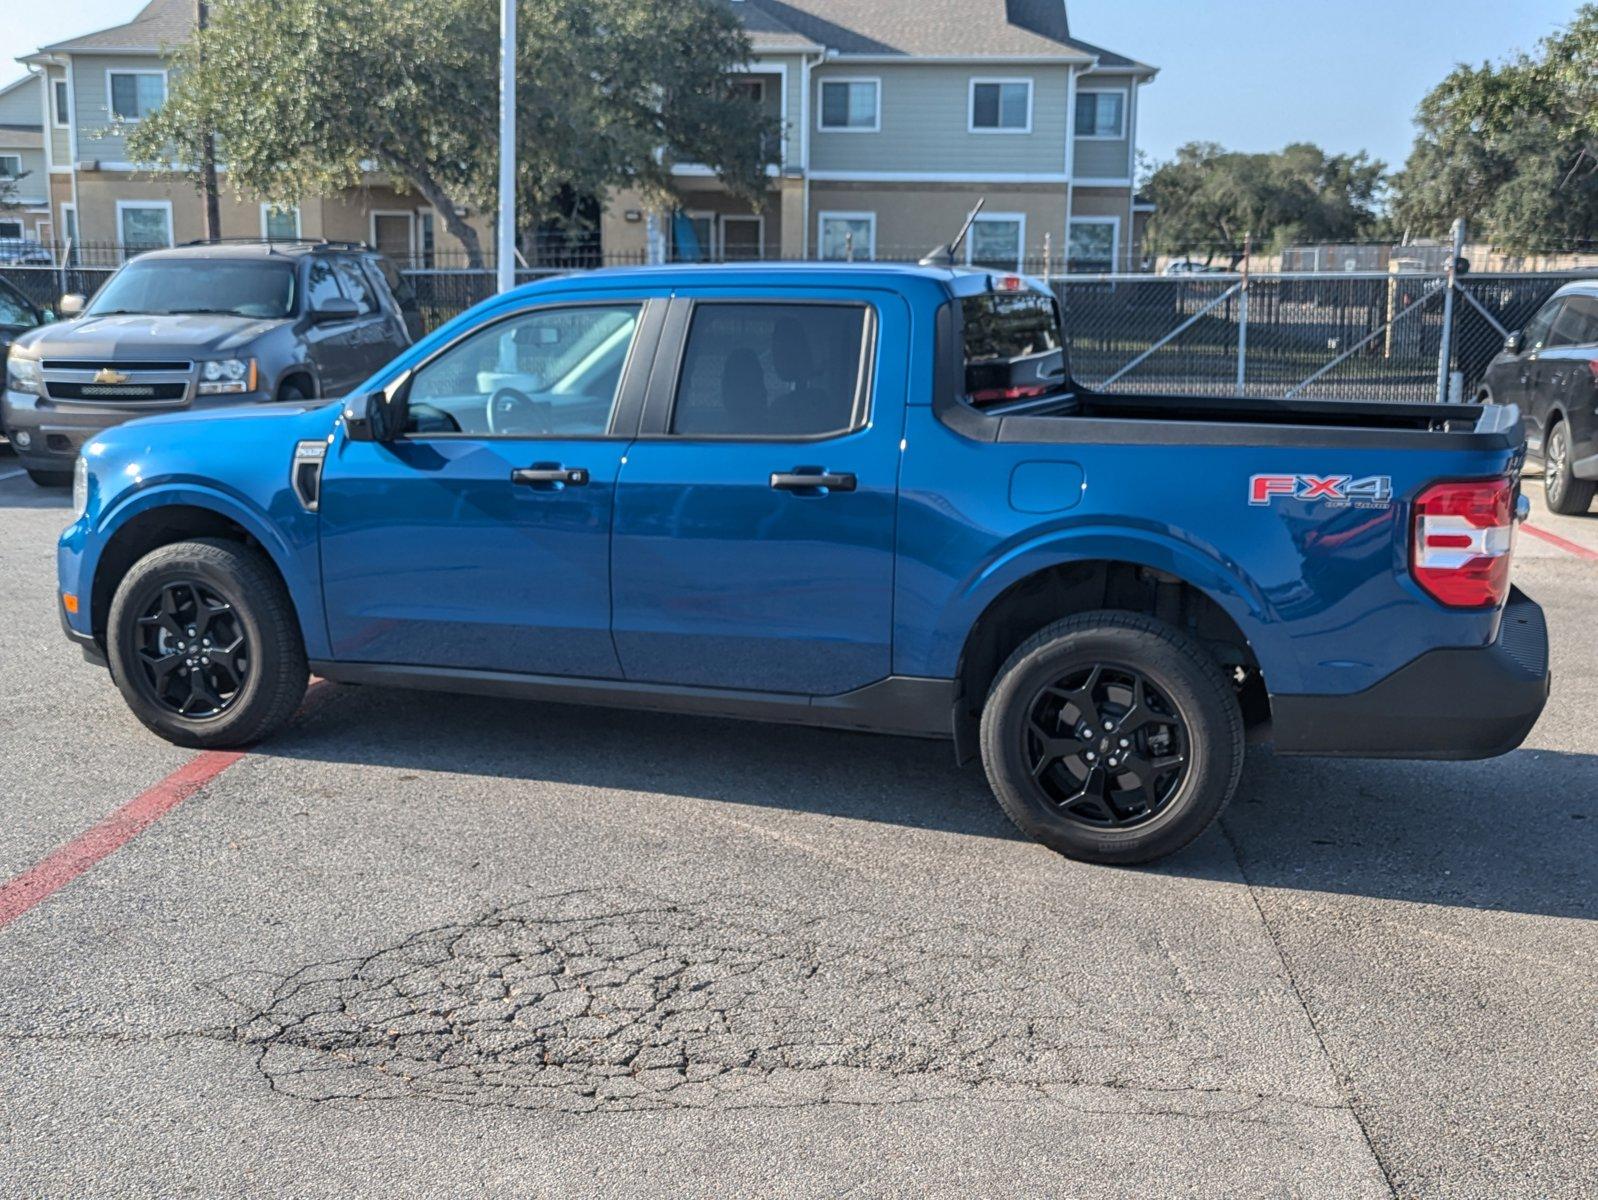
[406,304,641,437]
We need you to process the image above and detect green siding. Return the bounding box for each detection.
[810,62,1071,175]
[71,53,168,165]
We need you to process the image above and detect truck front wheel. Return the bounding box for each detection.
[979,612,1244,865]
[106,538,309,749]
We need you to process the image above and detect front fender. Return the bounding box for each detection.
[62,478,328,660]
[930,519,1294,689]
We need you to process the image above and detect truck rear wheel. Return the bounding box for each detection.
[106,538,308,749]
[979,612,1244,865]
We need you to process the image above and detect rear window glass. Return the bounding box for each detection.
[961,292,1066,404]
[670,303,868,438]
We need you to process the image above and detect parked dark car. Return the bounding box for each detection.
[0,273,47,358]
[2,240,422,486]
[1478,280,1598,514]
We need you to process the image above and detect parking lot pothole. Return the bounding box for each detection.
[220,887,1202,1113]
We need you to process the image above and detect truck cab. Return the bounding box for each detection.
[57,264,1550,865]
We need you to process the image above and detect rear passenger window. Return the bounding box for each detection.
[333,259,375,314]
[670,303,868,438]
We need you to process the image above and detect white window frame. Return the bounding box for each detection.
[52,80,70,128]
[719,213,765,260]
[105,69,168,122]
[968,77,1034,135]
[115,199,174,260]
[816,77,881,133]
[670,209,718,261]
[1074,88,1128,140]
[1067,215,1120,272]
[0,155,20,180]
[60,202,77,245]
[817,210,876,261]
[731,77,767,105]
[369,209,417,262]
[965,213,1027,271]
[260,202,302,241]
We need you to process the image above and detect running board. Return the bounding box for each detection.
[309,661,956,739]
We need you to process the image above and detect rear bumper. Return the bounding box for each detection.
[1270,587,1549,760]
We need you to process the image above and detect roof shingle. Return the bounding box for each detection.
[42,0,193,53]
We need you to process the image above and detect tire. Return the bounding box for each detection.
[26,468,73,488]
[106,538,308,749]
[276,378,313,403]
[979,611,1245,866]
[1545,421,1596,516]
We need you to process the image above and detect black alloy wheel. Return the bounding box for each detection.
[1022,662,1189,830]
[132,580,250,719]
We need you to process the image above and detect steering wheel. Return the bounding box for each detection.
[487,386,554,436]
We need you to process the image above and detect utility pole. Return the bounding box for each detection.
[196,0,221,241]
[496,0,517,293]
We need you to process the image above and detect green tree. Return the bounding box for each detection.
[1391,5,1598,251]
[128,0,777,267]
[1141,142,1387,263]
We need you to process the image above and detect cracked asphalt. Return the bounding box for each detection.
[0,455,1594,1198]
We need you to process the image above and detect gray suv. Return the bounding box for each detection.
[2,240,421,485]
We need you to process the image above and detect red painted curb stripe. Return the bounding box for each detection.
[1522,523,1598,561]
[0,749,244,929]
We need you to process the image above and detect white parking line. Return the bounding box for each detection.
[0,468,26,482]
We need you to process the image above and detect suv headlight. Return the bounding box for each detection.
[6,352,42,395]
[71,455,89,520]
[197,357,257,395]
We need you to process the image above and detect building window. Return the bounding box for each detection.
[1068,218,1118,273]
[419,212,436,267]
[670,211,715,262]
[818,79,880,132]
[1074,90,1126,139]
[732,78,765,104]
[117,201,173,255]
[969,79,1032,133]
[818,211,875,261]
[0,155,19,180]
[108,71,166,121]
[968,215,1026,271]
[261,204,300,242]
[0,219,22,240]
[53,80,70,127]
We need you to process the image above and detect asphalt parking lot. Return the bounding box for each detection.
[0,451,1593,1199]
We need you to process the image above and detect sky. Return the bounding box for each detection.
[0,0,1585,173]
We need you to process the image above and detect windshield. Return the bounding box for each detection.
[961,291,1067,405]
[86,259,298,319]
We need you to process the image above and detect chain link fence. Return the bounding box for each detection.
[0,244,1585,404]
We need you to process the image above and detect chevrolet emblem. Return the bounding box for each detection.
[93,368,130,385]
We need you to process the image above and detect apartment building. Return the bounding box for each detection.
[604,0,1156,270]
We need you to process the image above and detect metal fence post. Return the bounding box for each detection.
[1235,233,1251,392]
[1435,217,1465,403]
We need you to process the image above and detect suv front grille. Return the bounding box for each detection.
[43,359,194,372]
[46,380,188,402]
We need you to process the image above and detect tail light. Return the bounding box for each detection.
[1411,478,1515,607]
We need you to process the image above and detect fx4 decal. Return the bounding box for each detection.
[1249,474,1394,508]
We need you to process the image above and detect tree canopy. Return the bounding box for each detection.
[1140,142,1386,263]
[128,0,778,266]
[1390,5,1597,252]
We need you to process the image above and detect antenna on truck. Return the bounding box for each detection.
[919,199,986,268]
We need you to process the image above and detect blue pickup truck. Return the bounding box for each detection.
[52,264,1550,864]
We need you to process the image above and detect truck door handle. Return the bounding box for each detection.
[512,464,589,489]
[770,469,856,494]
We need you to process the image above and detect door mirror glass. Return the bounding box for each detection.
[312,294,361,323]
[345,382,409,443]
[1504,330,1524,355]
[58,293,86,318]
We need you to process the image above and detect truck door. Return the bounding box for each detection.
[1514,298,1563,443]
[318,297,660,677]
[303,256,366,396]
[610,292,906,695]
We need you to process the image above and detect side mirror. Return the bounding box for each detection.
[312,295,360,324]
[58,293,85,318]
[1504,330,1525,355]
[344,375,410,443]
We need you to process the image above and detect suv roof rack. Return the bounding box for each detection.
[177,237,375,253]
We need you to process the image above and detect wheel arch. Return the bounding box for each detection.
[87,489,324,658]
[950,552,1273,763]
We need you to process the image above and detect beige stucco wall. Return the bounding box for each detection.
[808,181,1068,264]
